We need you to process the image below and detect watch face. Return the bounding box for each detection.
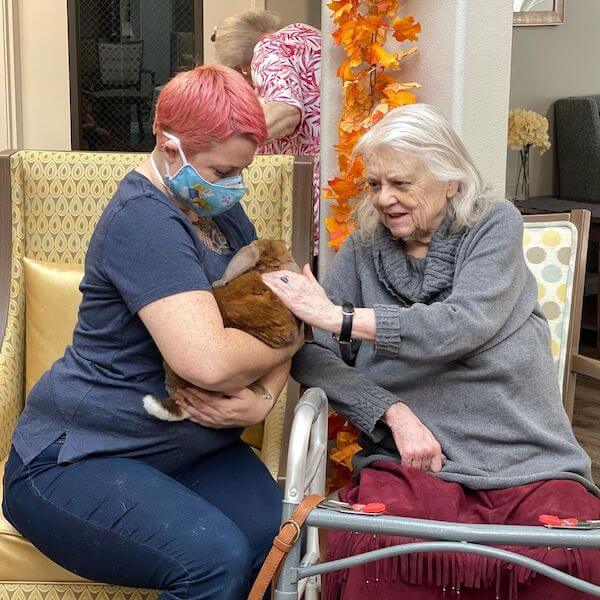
[342,302,354,315]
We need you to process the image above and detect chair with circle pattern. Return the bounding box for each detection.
[522,210,600,419]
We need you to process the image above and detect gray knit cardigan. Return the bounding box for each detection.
[292,200,598,494]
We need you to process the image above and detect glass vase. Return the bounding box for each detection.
[514,145,531,204]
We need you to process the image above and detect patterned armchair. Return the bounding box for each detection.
[0,150,313,600]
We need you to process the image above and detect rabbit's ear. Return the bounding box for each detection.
[212,242,261,288]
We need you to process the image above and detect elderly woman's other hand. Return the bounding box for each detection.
[384,402,445,472]
[262,264,339,329]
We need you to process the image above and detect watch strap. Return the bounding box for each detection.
[331,303,355,364]
[338,302,354,343]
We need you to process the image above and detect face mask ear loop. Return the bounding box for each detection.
[161,131,188,177]
[149,153,170,193]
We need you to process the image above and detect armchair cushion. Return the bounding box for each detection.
[23,259,83,397]
[21,258,263,448]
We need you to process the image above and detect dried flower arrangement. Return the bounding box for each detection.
[508,108,551,202]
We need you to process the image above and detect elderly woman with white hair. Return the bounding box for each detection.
[263,103,600,599]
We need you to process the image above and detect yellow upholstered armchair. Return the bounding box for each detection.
[0,149,313,599]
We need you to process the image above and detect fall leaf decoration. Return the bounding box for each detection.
[326,413,363,493]
[392,15,421,41]
[324,1,421,491]
[325,0,421,251]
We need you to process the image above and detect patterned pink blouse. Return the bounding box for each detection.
[251,23,321,255]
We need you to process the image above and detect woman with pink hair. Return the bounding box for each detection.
[3,65,301,599]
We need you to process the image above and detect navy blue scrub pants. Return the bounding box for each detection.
[2,438,282,599]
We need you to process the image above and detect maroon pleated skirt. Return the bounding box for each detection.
[324,461,600,600]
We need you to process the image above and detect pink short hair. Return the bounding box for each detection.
[154,64,267,153]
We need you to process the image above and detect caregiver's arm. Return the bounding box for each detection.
[103,197,301,395]
[175,359,291,428]
[140,293,302,394]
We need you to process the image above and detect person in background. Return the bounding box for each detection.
[213,9,321,257]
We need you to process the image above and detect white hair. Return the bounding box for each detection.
[353,103,499,237]
[213,9,282,69]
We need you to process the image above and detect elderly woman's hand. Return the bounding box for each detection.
[384,402,445,472]
[262,264,339,329]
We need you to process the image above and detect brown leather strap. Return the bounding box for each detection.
[247,493,325,600]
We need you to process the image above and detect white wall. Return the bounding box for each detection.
[318,0,341,266]
[203,0,265,65]
[17,0,71,150]
[266,0,320,28]
[508,0,600,198]
[403,1,513,196]
[319,0,514,271]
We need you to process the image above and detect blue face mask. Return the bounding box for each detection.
[150,131,247,217]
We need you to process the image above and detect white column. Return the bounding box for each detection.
[318,0,345,269]
[319,0,513,274]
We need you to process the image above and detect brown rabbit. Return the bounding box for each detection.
[143,239,303,421]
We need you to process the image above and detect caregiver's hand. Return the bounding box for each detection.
[262,264,338,329]
[174,386,274,428]
[384,402,445,472]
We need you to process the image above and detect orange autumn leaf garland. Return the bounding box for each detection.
[324,1,421,492]
[325,0,421,251]
[392,15,421,42]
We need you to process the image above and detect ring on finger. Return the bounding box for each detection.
[280,275,289,284]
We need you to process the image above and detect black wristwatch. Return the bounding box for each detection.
[332,302,354,362]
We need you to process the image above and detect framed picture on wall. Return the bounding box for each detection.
[513,0,565,26]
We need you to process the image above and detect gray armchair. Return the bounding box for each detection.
[555,95,600,202]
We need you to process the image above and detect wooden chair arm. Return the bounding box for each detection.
[572,353,600,381]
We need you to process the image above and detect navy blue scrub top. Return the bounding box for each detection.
[12,171,256,473]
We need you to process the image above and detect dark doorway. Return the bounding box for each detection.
[68,0,203,152]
